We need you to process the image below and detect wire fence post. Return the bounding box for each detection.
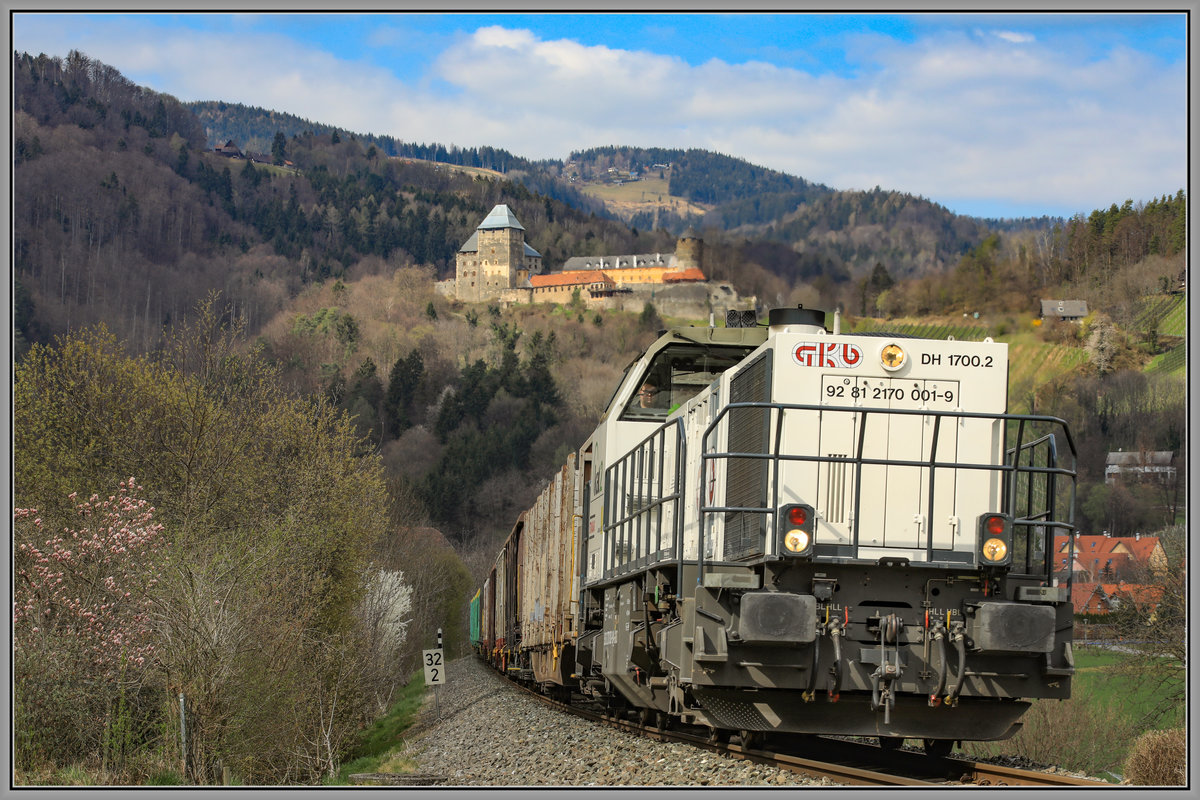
[179,692,187,781]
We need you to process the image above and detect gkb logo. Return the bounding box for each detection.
[793,342,863,369]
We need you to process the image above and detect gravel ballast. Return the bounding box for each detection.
[405,656,834,787]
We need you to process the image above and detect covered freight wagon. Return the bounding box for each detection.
[518,455,582,686]
[469,587,481,650]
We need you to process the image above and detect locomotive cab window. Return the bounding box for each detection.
[621,345,755,421]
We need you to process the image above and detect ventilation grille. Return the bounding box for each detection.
[824,454,848,524]
[723,354,770,560]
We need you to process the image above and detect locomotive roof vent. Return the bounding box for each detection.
[768,305,828,335]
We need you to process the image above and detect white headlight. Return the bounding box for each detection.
[784,529,810,553]
[981,537,1008,563]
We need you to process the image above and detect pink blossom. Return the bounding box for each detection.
[14,481,168,672]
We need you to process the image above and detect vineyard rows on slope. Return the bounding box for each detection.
[1135,294,1185,336]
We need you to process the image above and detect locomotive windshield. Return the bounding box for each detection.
[621,344,755,421]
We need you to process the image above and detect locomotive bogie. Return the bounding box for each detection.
[471,307,1077,745]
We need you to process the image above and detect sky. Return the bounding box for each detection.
[10,11,1190,220]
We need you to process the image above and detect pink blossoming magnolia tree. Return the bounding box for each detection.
[14,478,168,676]
[13,473,169,777]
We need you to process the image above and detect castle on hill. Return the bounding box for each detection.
[452,204,544,303]
[443,204,752,317]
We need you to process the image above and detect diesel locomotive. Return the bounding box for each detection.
[470,306,1078,754]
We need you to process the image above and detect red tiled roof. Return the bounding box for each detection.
[1101,583,1163,607]
[1070,582,1103,613]
[1069,580,1163,614]
[1124,538,1162,562]
[662,267,706,282]
[1054,534,1159,559]
[529,270,613,289]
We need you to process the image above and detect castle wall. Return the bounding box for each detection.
[601,282,748,319]
[498,281,754,322]
[675,237,703,270]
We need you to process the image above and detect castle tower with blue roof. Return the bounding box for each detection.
[454,204,542,302]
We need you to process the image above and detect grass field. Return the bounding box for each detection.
[1007,341,1089,389]
[1146,341,1186,376]
[963,644,1183,780]
[848,319,992,341]
[1135,294,1186,336]
[578,176,709,218]
[1158,297,1186,337]
[1073,647,1184,728]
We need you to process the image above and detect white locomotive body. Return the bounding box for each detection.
[473,307,1078,751]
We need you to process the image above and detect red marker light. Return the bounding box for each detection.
[986,515,1006,536]
[789,506,808,526]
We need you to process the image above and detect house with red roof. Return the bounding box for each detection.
[1070,580,1165,617]
[1053,533,1167,583]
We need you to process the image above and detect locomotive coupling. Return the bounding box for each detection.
[927,624,949,707]
[826,619,845,701]
[945,624,967,706]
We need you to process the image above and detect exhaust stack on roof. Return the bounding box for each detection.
[768,306,827,335]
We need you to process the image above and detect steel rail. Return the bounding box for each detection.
[962,761,1112,787]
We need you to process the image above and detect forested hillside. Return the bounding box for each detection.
[192,117,999,281]
[190,98,541,171]
[188,99,611,216]
[12,51,667,353]
[567,145,822,204]
[562,146,996,278]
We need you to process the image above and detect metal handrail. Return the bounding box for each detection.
[698,401,1077,577]
[601,417,687,584]
[593,401,1078,587]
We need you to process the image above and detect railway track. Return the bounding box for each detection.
[516,681,1111,788]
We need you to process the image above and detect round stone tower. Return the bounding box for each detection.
[675,226,703,271]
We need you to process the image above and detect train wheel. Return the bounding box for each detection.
[655,711,670,730]
[878,736,904,750]
[605,695,626,719]
[638,708,653,725]
[923,738,953,758]
[739,729,761,749]
[707,727,729,744]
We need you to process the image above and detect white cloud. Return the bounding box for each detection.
[994,30,1035,44]
[12,16,1185,218]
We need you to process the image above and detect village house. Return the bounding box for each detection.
[214,139,243,158]
[1070,581,1164,618]
[1104,450,1177,486]
[1053,532,1168,583]
[1039,299,1088,321]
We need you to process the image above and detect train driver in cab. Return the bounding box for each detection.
[638,380,670,414]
